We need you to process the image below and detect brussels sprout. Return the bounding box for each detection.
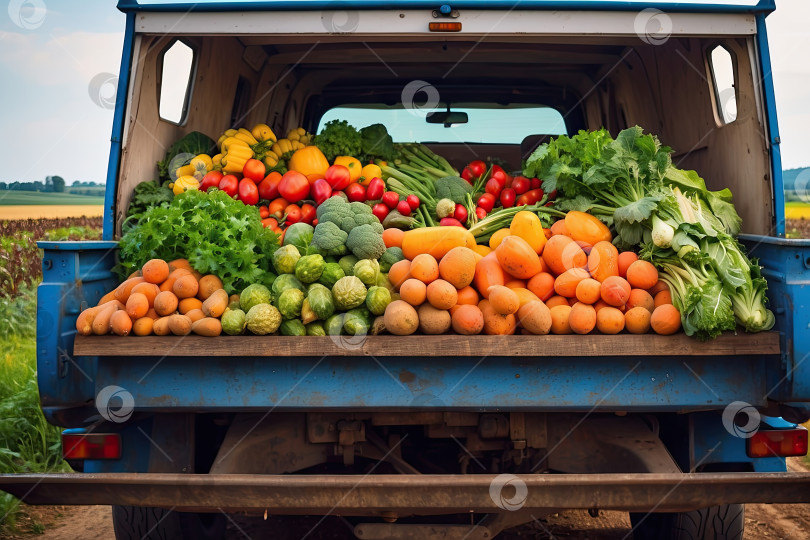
[332,276,367,310]
[221,308,246,335]
[338,254,359,276]
[324,313,345,336]
[245,304,282,335]
[353,259,380,286]
[305,321,326,336]
[240,284,271,312]
[276,288,305,319]
[271,274,305,300]
[319,262,345,289]
[280,319,307,336]
[295,254,325,284]
[283,222,316,255]
[365,286,392,316]
[375,271,395,293]
[344,307,372,336]
[307,284,335,320]
[272,244,301,274]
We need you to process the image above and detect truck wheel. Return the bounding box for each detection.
[112,505,226,540]
[629,504,744,540]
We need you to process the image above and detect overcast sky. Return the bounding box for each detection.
[0,0,807,185]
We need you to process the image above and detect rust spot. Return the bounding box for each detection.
[399,370,416,383]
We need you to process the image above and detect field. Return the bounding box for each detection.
[0,217,101,534]
[785,201,810,220]
[1,205,103,220]
[0,192,104,206]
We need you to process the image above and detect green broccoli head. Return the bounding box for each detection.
[379,246,405,273]
[311,221,349,256]
[316,196,348,221]
[349,201,372,215]
[435,176,473,204]
[360,124,395,161]
[346,224,386,260]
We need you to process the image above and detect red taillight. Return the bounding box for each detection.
[747,428,808,458]
[429,22,462,32]
[62,433,121,459]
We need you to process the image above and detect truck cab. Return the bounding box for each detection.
[4,1,810,539]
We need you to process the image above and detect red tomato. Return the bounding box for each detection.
[324,164,352,191]
[396,200,412,216]
[477,193,495,212]
[453,203,468,223]
[440,217,464,227]
[406,194,420,210]
[259,171,282,200]
[200,170,223,192]
[547,189,558,201]
[237,179,259,205]
[218,174,239,197]
[485,178,502,197]
[492,166,511,188]
[259,206,270,219]
[300,203,316,224]
[366,177,385,201]
[382,191,399,210]
[284,204,302,225]
[261,217,279,230]
[512,176,529,195]
[500,188,516,208]
[278,171,310,203]
[468,160,487,178]
[372,203,389,222]
[242,158,266,183]
[475,207,487,220]
[461,167,473,183]
[530,177,542,190]
[345,182,366,202]
[311,178,332,206]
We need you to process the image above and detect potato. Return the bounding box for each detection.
[417,304,451,335]
[383,300,419,335]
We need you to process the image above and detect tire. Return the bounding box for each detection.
[630,504,744,540]
[112,505,226,540]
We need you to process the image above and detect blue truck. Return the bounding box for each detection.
[3,0,810,538]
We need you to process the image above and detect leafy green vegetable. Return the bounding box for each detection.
[359,123,395,162]
[117,190,279,294]
[157,131,216,182]
[314,120,362,162]
[124,180,173,228]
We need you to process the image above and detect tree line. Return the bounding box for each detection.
[0,177,103,193]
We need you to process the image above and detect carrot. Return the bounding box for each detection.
[457,286,480,305]
[197,275,224,301]
[626,260,659,290]
[517,300,552,335]
[617,251,638,279]
[479,299,517,335]
[550,219,571,237]
[438,247,477,289]
[96,290,117,306]
[388,260,411,291]
[542,235,586,276]
[141,259,170,284]
[488,228,512,250]
[575,278,602,305]
[399,278,427,306]
[654,290,673,308]
[154,291,179,317]
[495,236,543,279]
[125,292,149,320]
[600,276,631,307]
[510,211,547,254]
[401,226,473,261]
[587,241,619,283]
[382,228,405,249]
[568,302,597,334]
[596,307,625,334]
[131,282,159,307]
[625,306,652,334]
[545,295,569,309]
[487,285,520,315]
[452,304,485,335]
[650,304,682,335]
[527,272,555,301]
[426,279,458,310]
[549,305,573,334]
[179,297,203,315]
[132,317,154,336]
[626,289,655,312]
[172,274,200,299]
[114,277,146,303]
[159,268,191,293]
[168,258,194,273]
[474,252,505,299]
[410,253,440,284]
[564,211,612,245]
[554,268,590,298]
[110,311,133,336]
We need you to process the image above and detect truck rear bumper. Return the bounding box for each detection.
[3,472,810,514]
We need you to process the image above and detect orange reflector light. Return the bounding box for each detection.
[62,433,121,460]
[429,22,462,32]
[746,428,808,458]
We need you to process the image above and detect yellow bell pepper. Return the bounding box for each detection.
[217,128,238,149]
[334,156,362,182]
[287,146,329,177]
[251,123,277,144]
[262,150,280,169]
[174,163,196,179]
[220,140,254,174]
[234,128,258,146]
[360,163,382,185]
[173,175,200,195]
[212,153,223,170]
[190,154,213,179]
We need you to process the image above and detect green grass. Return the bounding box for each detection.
[0,191,104,206]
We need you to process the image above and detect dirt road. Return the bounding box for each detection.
[5,458,810,539]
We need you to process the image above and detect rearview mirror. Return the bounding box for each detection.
[426,110,468,127]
